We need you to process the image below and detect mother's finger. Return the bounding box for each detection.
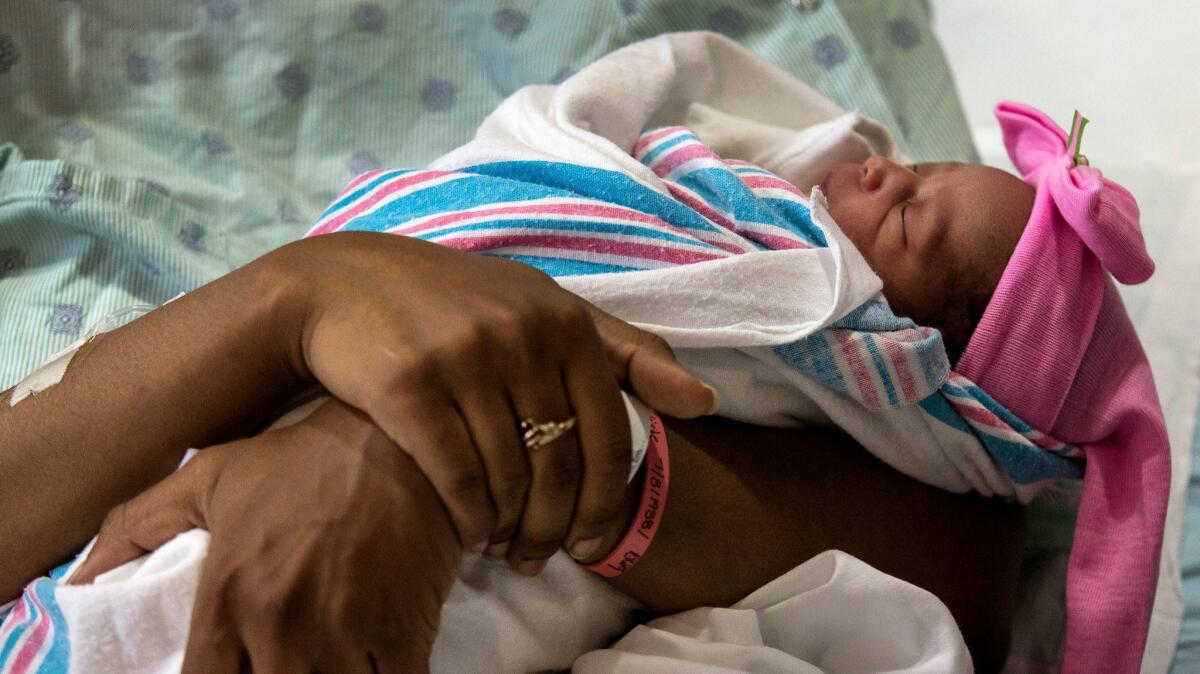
[369,644,432,674]
[455,381,531,550]
[310,624,379,674]
[506,369,581,575]
[69,453,212,584]
[584,301,718,417]
[182,571,246,674]
[375,393,497,552]
[241,624,313,674]
[560,327,631,563]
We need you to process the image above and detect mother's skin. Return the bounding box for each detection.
[0,234,1023,671]
[642,417,1023,672]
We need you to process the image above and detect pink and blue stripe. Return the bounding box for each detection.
[0,570,71,674]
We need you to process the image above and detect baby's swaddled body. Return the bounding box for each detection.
[307,33,1166,670]
[314,122,1081,503]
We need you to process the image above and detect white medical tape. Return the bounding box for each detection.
[8,300,173,407]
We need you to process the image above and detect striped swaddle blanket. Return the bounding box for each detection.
[308,126,1084,499]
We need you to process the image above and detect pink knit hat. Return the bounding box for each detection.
[957,102,1170,673]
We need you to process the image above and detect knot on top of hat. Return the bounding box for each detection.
[995,101,1155,285]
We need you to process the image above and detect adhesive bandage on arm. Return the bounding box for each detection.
[8,295,184,407]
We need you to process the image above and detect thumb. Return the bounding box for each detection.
[68,453,213,585]
[586,303,718,418]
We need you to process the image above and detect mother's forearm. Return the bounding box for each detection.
[0,254,304,600]
[608,416,1025,671]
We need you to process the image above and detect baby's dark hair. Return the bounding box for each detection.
[932,254,1012,365]
[934,285,994,365]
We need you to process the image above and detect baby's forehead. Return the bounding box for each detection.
[921,162,1033,233]
[933,162,1035,293]
[918,161,1023,190]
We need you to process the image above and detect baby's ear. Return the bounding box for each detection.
[995,102,1067,179]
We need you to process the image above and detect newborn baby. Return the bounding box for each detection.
[301,100,1167,673]
[821,157,1034,362]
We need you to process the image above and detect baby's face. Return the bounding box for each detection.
[821,156,1035,343]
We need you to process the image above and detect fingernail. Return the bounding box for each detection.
[469,540,488,554]
[569,537,603,560]
[517,559,547,577]
[702,383,720,415]
[485,540,510,557]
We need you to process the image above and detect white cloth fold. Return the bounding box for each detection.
[574,551,970,673]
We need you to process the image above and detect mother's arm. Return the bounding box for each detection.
[0,232,716,602]
[609,416,1025,672]
[0,254,303,602]
[69,394,1023,672]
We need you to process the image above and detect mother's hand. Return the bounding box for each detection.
[71,399,459,674]
[272,232,716,571]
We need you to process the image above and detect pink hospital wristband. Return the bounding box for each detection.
[584,412,670,578]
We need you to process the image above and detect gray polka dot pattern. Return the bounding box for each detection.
[49,304,84,336]
[887,18,922,50]
[57,121,94,144]
[352,3,386,33]
[346,150,381,175]
[47,174,80,213]
[138,257,163,277]
[492,9,529,39]
[421,78,456,112]
[126,54,159,84]
[0,248,26,278]
[619,0,637,15]
[277,199,304,224]
[708,7,748,39]
[180,221,206,251]
[140,179,170,196]
[0,33,18,74]
[813,35,847,69]
[204,0,240,20]
[200,130,231,155]
[274,63,310,101]
[550,67,574,85]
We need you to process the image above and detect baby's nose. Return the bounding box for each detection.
[860,155,891,192]
[859,155,909,194]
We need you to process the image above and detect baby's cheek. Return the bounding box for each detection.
[880,265,943,326]
[833,216,873,258]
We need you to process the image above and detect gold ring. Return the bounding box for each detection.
[520,416,577,450]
